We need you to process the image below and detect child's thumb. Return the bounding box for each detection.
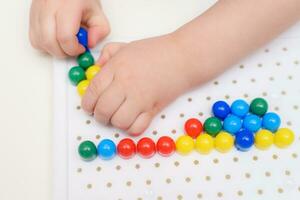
[86,9,110,48]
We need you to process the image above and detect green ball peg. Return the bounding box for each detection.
[250,97,268,116]
[68,66,86,86]
[77,52,95,69]
[204,117,222,137]
[78,141,97,161]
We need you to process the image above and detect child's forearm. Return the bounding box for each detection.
[174,0,300,86]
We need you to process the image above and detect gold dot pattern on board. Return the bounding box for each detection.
[213,158,219,164]
[225,174,231,180]
[161,115,166,119]
[206,96,211,101]
[205,176,211,181]
[185,177,191,183]
[77,168,82,173]
[76,105,81,110]
[253,156,258,161]
[126,181,132,187]
[250,78,256,83]
[264,49,269,53]
[281,91,287,95]
[239,65,244,69]
[244,94,249,98]
[214,81,219,85]
[285,170,291,176]
[293,105,299,110]
[233,157,239,162]
[95,134,101,140]
[232,80,237,84]
[298,187,300,192]
[137,198,142,200]
[265,171,271,177]
[257,63,263,67]
[245,173,251,179]
[152,130,158,135]
[135,164,140,169]
[96,166,101,172]
[198,112,204,116]
[194,160,199,165]
[154,163,160,168]
[174,161,180,167]
[166,178,172,184]
[180,113,185,118]
[288,75,293,80]
[274,107,279,111]
[262,92,267,96]
[86,120,91,125]
[257,189,263,195]
[114,133,120,138]
[188,97,192,102]
[276,62,281,66]
[87,184,92,189]
[217,192,223,198]
[282,47,288,51]
[116,165,121,170]
[77,136,82,141]
[146,180,151,185]
[272,154,278,160]
[157,196,163,200]
[292,153,298,158]
[269,77,274,81]
[177,195,183,200]
[197,193,203,199]
[294,60,299,65]
[106,182,112,188]
[237,190,243,196]
[277,188,284,193]
[171,129,177,134]
[225,95,230,99]
[287,121,292,126]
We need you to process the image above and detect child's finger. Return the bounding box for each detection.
[40,14,67,58]
[97,42,126,66]
[56,3,85,56]
[81,66,114,115]
[86,9,110,48]
[29,1,43,51]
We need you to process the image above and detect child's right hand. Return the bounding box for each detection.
[29,0,110,58]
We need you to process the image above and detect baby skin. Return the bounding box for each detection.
[30,0,300,135]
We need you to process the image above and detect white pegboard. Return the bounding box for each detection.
[53,1,300,200]
[54,36,300,200]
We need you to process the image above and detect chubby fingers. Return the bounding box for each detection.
[56,2,85,56]
[97,42,127,65]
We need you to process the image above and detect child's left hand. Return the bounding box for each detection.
[81,34,193,135]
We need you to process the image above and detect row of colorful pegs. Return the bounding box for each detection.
[78,127,294,161]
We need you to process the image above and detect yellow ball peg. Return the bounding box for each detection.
[274,128,295,148]
[176,135,195,155]
[195,134,214,154]
[86,65,101,80]
[214,131,234,153]
[255,129,274,150]
[77,80,90,97]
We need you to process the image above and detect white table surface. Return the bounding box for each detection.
[0,1,52,200]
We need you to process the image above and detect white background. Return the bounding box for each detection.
[0,0,52,200]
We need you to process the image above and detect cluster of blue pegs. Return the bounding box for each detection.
[208,97,292,151]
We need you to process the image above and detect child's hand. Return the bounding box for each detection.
[81,35,193,135]
[29,0,110,58]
